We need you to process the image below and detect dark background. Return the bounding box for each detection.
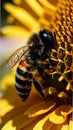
[1,0,13,27]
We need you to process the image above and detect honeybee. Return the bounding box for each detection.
[5,29,57,101]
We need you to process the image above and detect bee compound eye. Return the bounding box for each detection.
[39,29,55,49]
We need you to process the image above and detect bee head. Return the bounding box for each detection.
[39,29,55,50]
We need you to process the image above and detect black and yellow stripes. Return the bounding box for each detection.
[15,61,32,101]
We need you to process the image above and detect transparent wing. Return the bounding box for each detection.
[5,45,29,71]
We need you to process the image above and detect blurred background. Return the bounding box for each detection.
[0,0,28,80]
[1,0,12,27]
[0,0,27,65]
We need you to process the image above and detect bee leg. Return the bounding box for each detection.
[37,63,48,79]
[33,78,46,100]
[45,51,54,65]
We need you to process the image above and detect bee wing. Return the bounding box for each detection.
[5,45,29,71]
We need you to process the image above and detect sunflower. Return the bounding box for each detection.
[0,0,73,130]
[1,0,57,37]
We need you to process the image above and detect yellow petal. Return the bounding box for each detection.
[1,101,29,123]
[25,0,44,17]
[33,114,54,130]
[60,118,69,130]
[0,71,15,90]
[23,116,53,130]
[52,118,69,130]
[0,92,26,123]
[2,115,37,130]
[38,0,56,11]
[61,106,73,116]
[33,105,71,130]
[22,119,38,130]
[13,0,21,5]
[69,115,73,130]
[24,100,55,117]
[0,100,13,118]
[2,26,30,36]
[2,120,16,130]
[39,18,50,27]
[4,3,40,31]
[49,105,72,124]
[1,86,41,128]
[0,71,25,118]
[1,84,42,122]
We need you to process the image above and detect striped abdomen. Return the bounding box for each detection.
[15,60,33,101]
